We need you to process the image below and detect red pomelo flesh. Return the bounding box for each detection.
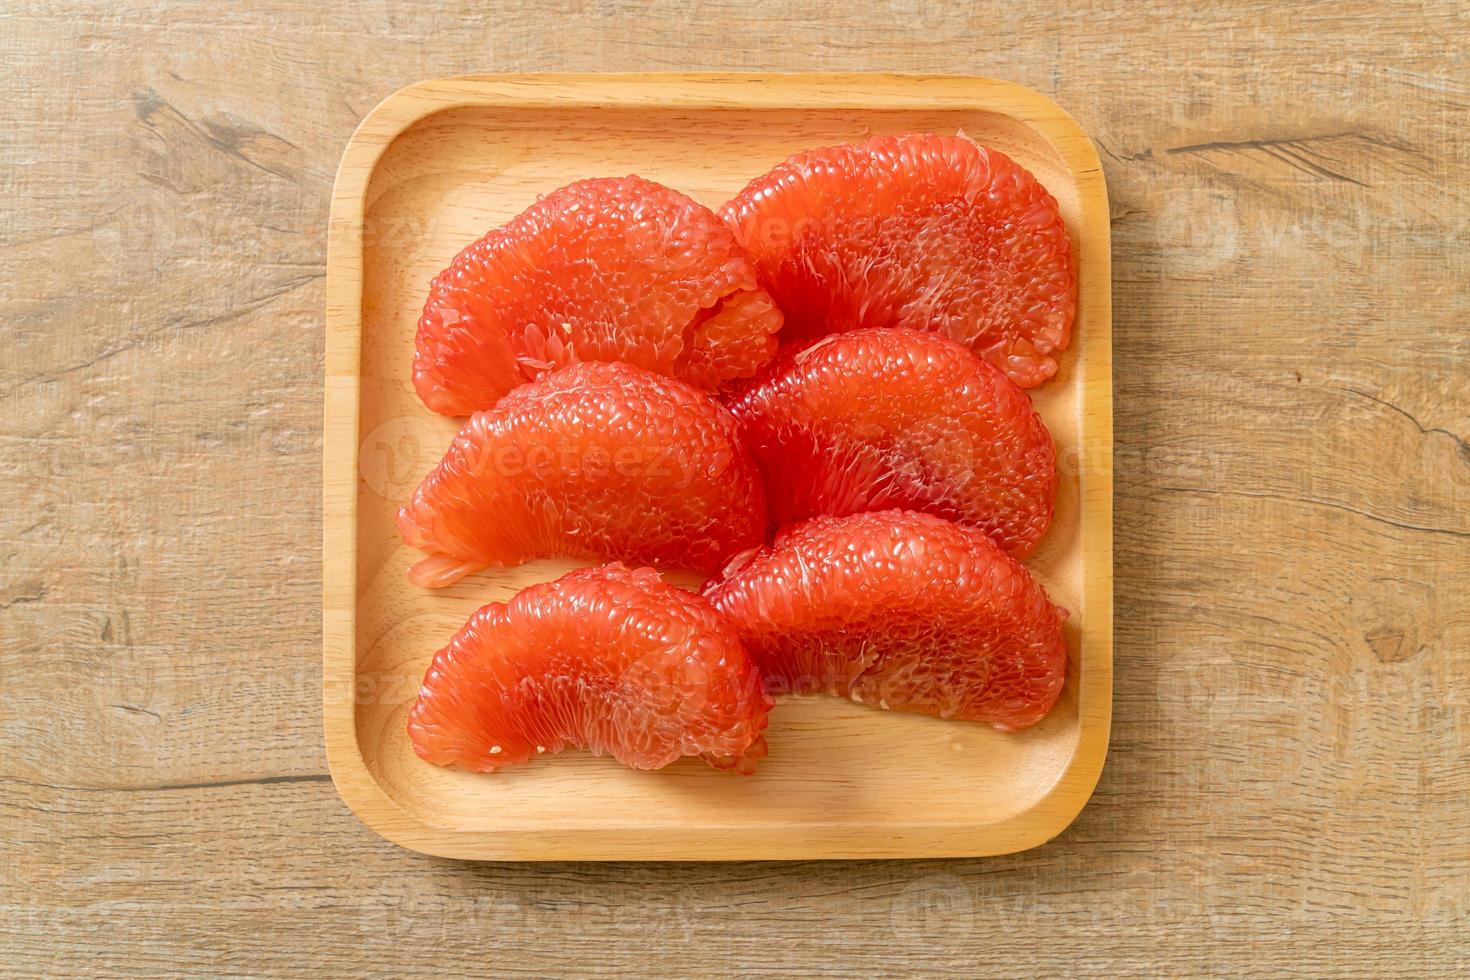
[720,133,1075,388]
[726,327,1057,557]
[409,564,772,773]
[702,510,1068,731]
[398,361,766,587]
[415,175,783,415]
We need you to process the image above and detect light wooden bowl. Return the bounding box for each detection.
[323,73,1112,860]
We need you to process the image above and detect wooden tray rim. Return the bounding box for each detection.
[322,72,1113,860]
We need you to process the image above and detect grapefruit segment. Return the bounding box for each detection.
[414,175,783,415]
[719,133,1076,388]
[726,328,1057,557]
[701,510,1068,731]
[398,361,766,587]
[408,564,772,773]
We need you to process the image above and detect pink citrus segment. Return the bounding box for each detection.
[720,133,1076,388]
[397,361,766,587]
[408,564,772,773]
[414,175,783,415]
[726,327,1057,557]
[702,510,1068,731]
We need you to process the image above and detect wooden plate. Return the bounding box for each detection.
[323,74,1112,860]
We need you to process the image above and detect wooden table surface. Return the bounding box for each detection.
[3,3,1467,976]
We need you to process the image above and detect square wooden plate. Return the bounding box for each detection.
[323,73,1112,860]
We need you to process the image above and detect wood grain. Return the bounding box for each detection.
[2,0,1466,975]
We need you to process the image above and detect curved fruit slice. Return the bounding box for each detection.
[727,328,1057,557]
[702,510,1067,731]
[720,133,1076,388]
[408,564,772,773]
[398,361,766,587]
[414,175,783,415]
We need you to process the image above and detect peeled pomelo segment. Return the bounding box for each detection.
[725,328,1057,557]
[398,361,767,585]
[408,564,773,773]
[701,510,1068,731]
[414,175,783,416]
[719,133,1076,388]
